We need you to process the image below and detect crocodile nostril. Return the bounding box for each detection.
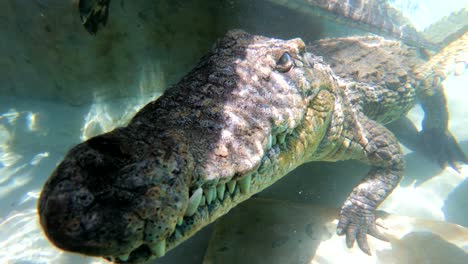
[73,189,95,208]
[86,135,129,159]
[64,218,83,236]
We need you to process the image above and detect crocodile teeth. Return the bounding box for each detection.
[177,216,183,226]
[216,184,226,200]
[117,254,130,261]
[258,156,271,174]
[227,180,236,194]
[276,123,288,133]
[204,186,216,204]
[277,132,286,144]
[174,229,182,240]
[200,195,206,206]
[271,134,277,146]
[238,174,251,194]
[150,240,166,258]
[184,188,203,216]
[266,133,273,149]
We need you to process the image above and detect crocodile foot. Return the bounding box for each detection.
[337,201,388,255]
[420,128,467,172]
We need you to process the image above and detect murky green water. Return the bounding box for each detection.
[1,1,466,263]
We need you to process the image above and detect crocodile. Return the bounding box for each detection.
[38,30,467,263]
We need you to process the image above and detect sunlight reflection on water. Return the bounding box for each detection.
[0,60,165,264]
[0,2,466,262]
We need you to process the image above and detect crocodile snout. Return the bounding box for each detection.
[38,133,189,260]
[38,151,146,257]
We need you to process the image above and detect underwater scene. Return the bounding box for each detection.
[1,0,467,263]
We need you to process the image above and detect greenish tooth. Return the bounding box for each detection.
[227,180,236,194]
[174,229,182,240]
[276,123,288,133]
[200,195,206,206]
[150,240,166,258]
[266,133,273,149]
[238,174,251,194]
[216,184,226,200]
[117,254,129,261]
[277,132,286,144]
[272,134,277,146]
[258,156,271,174]
[184,188,203,217]
[177,216,183,226]
[204,186,216,204]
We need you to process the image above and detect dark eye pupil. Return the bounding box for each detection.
[278,52,291,65]
[276,52,293,72]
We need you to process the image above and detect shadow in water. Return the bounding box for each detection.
[400,139,468,187]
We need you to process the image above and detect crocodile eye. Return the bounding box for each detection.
[276,52,293,73]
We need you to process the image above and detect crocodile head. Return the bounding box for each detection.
[38,130,190,260]
[38,30,336,263]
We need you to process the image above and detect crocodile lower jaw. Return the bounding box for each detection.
[107,174,261,263]
[111,140,300,263]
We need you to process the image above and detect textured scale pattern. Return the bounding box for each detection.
[38,30,466,263]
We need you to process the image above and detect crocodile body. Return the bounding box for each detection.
[38,30,466,263]
[266,0,439,50]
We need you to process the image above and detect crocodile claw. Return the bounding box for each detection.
[337,202,388,255]
[420,129,467,172]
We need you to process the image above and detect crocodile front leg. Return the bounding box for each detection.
[336,114,404,255]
